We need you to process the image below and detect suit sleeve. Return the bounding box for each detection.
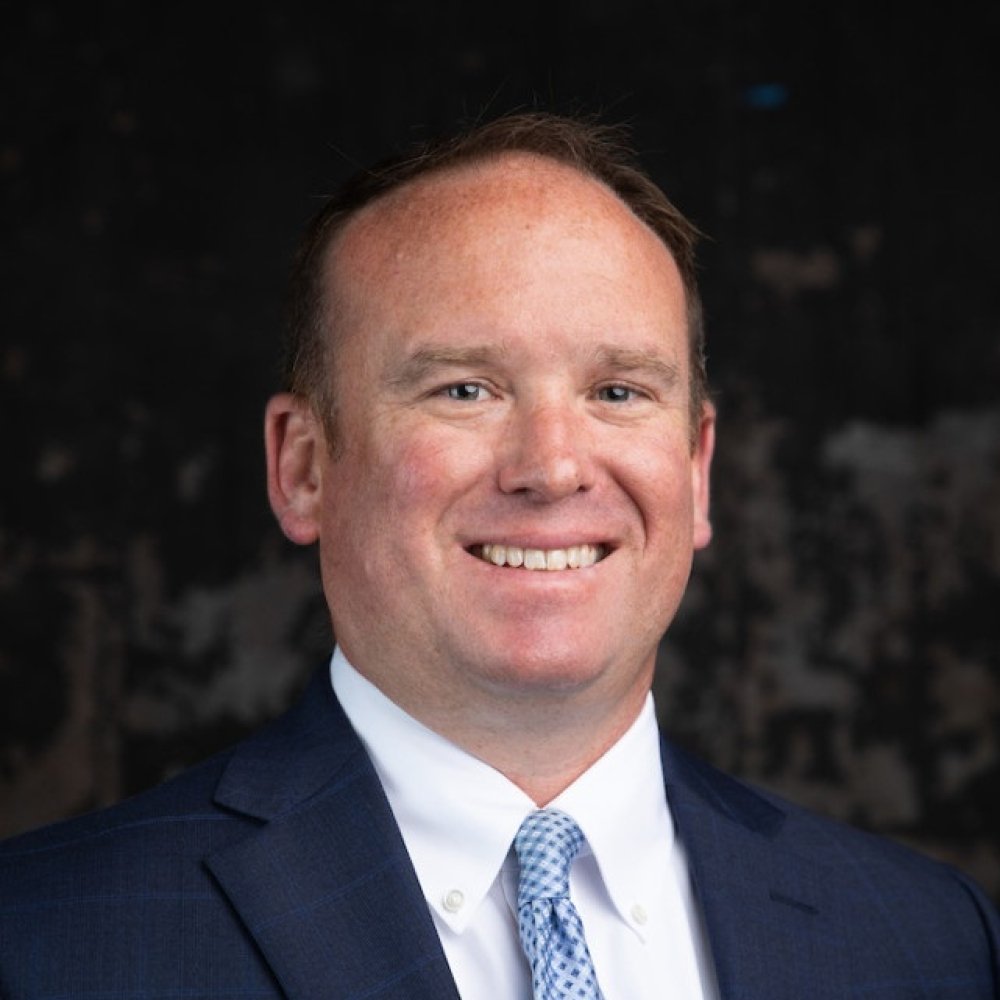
[955,869,1000,992]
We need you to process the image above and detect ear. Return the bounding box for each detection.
[691,400,716,551]
[264,393,325,545]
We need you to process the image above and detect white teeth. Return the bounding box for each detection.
[478,543,603,570]
[546,550,567,571]
[524,549,546,570]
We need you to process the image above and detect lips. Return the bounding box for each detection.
[474,543,607,570]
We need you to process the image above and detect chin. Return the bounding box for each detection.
[470,645,613,696]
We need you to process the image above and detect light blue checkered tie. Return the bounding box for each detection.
[514,809,605,1000]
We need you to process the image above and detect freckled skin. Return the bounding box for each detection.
[267,154,714,800]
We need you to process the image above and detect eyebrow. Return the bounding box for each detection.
[589,345,682,387]
[385,342,682,388]
[386,344,509,388]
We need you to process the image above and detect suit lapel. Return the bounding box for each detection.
[205,670,460,1000]
[202,668,857,999]
[662,740,848,1000]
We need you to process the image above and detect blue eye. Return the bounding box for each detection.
[597,385,636,403]
[445,383,485,401]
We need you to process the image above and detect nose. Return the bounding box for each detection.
[496,401,596,500]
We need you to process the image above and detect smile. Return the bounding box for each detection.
[475,543,608,571]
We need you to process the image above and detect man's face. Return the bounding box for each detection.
[291,154,713,731]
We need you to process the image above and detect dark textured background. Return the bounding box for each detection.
[2,3,998,898]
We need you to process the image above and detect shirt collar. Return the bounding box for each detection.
[330,647,673,935]
[548,692,674,938]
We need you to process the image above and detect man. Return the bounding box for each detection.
[1,113,997,999]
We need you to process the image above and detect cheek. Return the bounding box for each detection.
[619,439,695,528]
[351,424,491,520]
[391,440,455,510]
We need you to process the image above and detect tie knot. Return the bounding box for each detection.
[514,809,585,907]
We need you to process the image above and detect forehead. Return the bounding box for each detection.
[320,153,686,361]
[331,154,678,293]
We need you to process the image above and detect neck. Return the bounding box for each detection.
[466,710,646,805]
[334,639,656,804]
[386,671,650,805]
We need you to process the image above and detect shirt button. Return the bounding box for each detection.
[631,903,648,925]
[443,889,465,913]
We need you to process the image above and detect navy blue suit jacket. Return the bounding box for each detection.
[2,666,998,998]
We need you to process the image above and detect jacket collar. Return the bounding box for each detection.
[206,667,461,1000]
[662,739,849,1000]
[204,666,841,1000]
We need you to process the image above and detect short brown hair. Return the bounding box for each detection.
[283,112,708,439]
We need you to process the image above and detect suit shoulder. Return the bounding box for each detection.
[664,736,999,914]
[756,778,977,881]
[0,743,248,875]
[0,668,337,867]
[0,743,286,996]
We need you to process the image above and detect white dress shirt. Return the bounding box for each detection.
[331,648,719,999]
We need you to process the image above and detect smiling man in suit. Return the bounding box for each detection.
[1,113,998,999]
